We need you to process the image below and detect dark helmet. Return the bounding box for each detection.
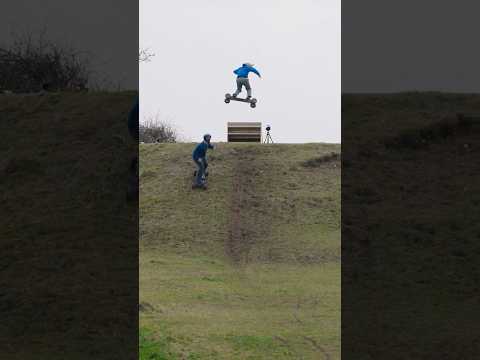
[203,134,212,142]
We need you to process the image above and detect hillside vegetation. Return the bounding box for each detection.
[140,142,341,359]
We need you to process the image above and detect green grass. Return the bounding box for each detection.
[140,142,340,359]
[140,328,176,360]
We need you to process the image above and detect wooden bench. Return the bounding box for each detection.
[227,122,262,142]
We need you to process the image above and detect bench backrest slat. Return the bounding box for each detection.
[227,122,262,142]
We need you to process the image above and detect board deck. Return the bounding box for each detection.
[229,97,256,103]
[224,93,257,107]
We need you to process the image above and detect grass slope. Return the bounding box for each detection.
[342,93,480,359]
[140,142,341,359]
[0,92,138,359]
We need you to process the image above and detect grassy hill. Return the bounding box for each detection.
[0,92,138,359]
[140,143,341,359]
[342,93,480,358]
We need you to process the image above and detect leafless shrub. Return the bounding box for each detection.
[0,30,91,93]
[140,114,177,143]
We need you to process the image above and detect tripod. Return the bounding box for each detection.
[264,130,274,144]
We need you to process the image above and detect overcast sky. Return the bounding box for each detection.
[342,1,480,93]
[140,0,341,143]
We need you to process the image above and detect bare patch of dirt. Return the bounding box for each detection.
[296,252,341,265]
[274,335,299,358]
[303,336,331,360]
[384,114,475,150]
[302,152,340,168]
[226,149,271,264]
[139,302,156,313]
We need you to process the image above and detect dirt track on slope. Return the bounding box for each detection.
[226,148,270,264]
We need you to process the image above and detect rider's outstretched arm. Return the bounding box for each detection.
[251,67,261,78]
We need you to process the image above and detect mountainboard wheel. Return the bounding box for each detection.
[250,103,256,108]
[225,99,230,103]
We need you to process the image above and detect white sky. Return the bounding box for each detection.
[140,0,340,143]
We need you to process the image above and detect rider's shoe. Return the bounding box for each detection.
[192,183,207,190]
[232,94,238,98]
[246,96,252,100]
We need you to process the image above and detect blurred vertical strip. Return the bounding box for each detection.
[0,1,139,359]
[342,1,480,358]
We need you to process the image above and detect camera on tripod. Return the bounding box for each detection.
[264,125,273,144]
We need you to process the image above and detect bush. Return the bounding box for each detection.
[0,31,90,93]
[140,115,177,143]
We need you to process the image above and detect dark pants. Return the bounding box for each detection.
[233,77,251,97]
[194,158,206,186]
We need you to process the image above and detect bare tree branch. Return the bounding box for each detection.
[139,48,155,63]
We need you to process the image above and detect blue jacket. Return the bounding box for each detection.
[234,64,261,78]
[192,141,214,160]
